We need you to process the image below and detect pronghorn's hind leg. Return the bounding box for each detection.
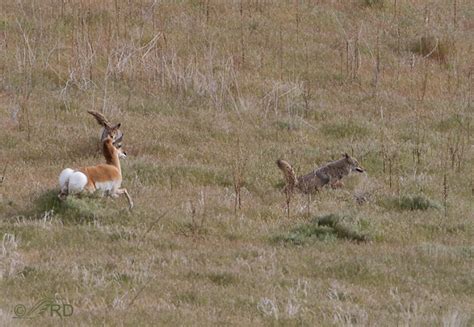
[58,190,68,200]
[58,183,69,200]
[58,168,74,200]
[112,188,134,210]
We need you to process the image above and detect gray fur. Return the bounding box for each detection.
[277,153,365,194]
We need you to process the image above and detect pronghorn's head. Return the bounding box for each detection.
[88,110,124,149]
[115,141,127,159]
[103,135,128,162]
[343,153,365,173]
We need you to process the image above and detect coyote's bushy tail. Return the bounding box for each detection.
[88,110,111,128]
[276,159,298,191]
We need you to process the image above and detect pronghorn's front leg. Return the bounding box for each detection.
[113,188,134,210]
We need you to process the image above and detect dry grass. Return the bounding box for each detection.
[0,0,473,325]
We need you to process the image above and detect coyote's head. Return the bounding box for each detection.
[101,122,123,148]
[88,110,124,149]
[343,153,365,173]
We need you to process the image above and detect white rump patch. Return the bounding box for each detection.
[59,168,74,193]
[68,172,88,194]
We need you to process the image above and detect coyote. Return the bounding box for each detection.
[277,153,365,194]
[58,133,133,210]
[88,110,123,148]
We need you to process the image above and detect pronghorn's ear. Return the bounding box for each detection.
[115,123,121,129]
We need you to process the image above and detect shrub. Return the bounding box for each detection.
[272,214,371,245]
[33,190,103,223]
[397,195,440,211]
[379,194,440,211]
[316,214,371,242]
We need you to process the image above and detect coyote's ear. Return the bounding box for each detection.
[343,153,350,159]
[110,123,121,131]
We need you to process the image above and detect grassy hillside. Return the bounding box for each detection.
[0,0,473,325]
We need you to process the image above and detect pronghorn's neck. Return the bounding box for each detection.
[102,139,121,176]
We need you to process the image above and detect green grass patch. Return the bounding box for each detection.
[112,272,133,285]
[379,194,440,211]
[33,190,106,224]
[434,113,469,133]
[363,0,385,8]
[317,214,371,242]
[207,272,238,286]
[272,224,337,245]
[175,291,200,305]
[358,151,383,176]
[273,180,286,190]
[186,271,238,287]
[275,120,300,131]
[321,122,371,140]
[0,19,8,31]
[272,214,371,245]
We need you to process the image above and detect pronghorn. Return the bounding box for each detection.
[87,110,124,148]
[58,134,133,209]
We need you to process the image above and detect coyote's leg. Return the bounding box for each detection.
[331,180,344,189]
[113,188,134,210]
[315,170,330,188]
[58,181,69,199]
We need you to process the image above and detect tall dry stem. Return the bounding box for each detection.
[232,137,245,214]
[239,0,245,68]
[0,165,7,185]
[443,172,448,218]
